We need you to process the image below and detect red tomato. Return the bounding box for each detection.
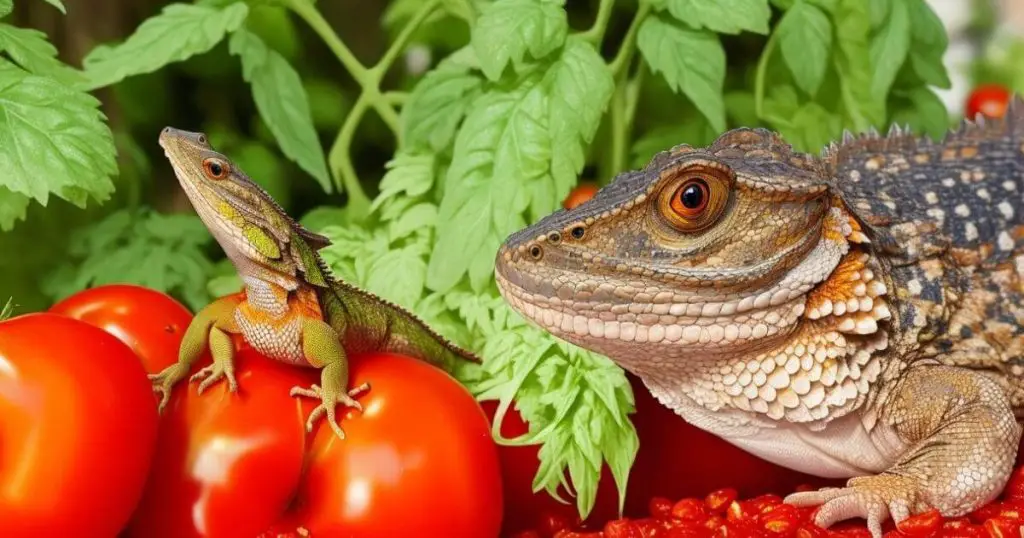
[966,84,1012,119]
[0,313,159,537]
[564,182,600,210]
[279,352,503,538]
[125,343,313,538]
[49,284,194,374]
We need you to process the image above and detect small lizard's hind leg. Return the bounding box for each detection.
[786,365,1021,538]
[289,317,370,439]
[149,293,242,411]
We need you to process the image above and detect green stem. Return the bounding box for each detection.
[581,0,616,45]
[753,29,780,120]
[608,84,628,181]
[623,67,644,136]
[287,0,370,83]
[384,91,410,105]
[328,95,372,216]
[370,0,441,84]
[608,3,650,78]
[371,98,403,141]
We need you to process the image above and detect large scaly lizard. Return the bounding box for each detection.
[496,100,1024,536]
[151,127,478,438]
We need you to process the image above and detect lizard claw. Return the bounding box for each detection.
[190,363,238,395]
[785,474,928,538]
[289,382,371,439]
[148,363,190,413]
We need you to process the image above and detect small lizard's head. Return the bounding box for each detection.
[159,127,327,272]
[496,128,862,368]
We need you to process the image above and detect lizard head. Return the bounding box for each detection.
[159,127,330,281]
[495,128,863,370]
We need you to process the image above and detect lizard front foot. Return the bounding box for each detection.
[785,473,928,538]
[149,363,190,412]
[290,381,371,439]
[190,362,239,395]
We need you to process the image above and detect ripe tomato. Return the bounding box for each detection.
[279,352,503,538]
[966,84,1012,119]
[564,182,600,210]
[125,343,313,538]
[0,313,158,537]
[49,284,194,374]
[126,347,503,538]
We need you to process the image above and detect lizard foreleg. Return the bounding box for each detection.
[786,365,1021,538]
[149,293,243,411]
[288,317,370,439]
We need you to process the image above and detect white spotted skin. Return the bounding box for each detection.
[234,309,306,365]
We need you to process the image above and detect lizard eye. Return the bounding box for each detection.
[202,158,228,180]
[657,166,732,232]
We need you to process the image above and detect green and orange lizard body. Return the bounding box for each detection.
[151,127,477,438]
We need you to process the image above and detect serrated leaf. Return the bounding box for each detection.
[372,152,436,212]
[0,187,28,231]
[364,245,429,309]
[545,37,614,203]
[0,23,84,85]
[228,29,330,192]
[427,79,546,293]
[869,0,910,100]
[776,1,831,95]
[0,59,116,210]
[471,0,568,81]
[403,50,484,153]
[660,0,770,35]
[389,202,437,241]
[81,2,249,90]
[637,14,725,132]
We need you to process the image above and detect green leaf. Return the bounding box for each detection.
[0,187,28,231]
[402,50,484,153]
[471,0,568,81]
[775,101,842,152]
[544,37,614,209]
[637,14,726,132]
[833,0,885,130]
[228,29,330,192]
[40,0,65,14]
[427,76,550,293]
[723,90,760,127]
[867,0,891,28]
[389,202,438,241]
[893,86,949,140]
[869,0,910,100]
[0,59,116,211]
[0,296,13,321]
[659,0,770,35]
[0,24,84,85]
[905,0,950,89]
[630,121,716,169]
[364,243,429,309]
[775,1,832,95]
[81,2,249,90]
[0,0,11,18]
[42,209,215,311]
[372,151,436,212]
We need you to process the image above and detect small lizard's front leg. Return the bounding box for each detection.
[288,317,370,439]
[149,294,242,411]
[786,365,1021,538]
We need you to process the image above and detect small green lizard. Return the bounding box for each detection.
[150,127,478,438]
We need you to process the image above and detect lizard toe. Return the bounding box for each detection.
[786,474,926,538]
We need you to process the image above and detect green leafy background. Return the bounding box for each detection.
[0,0,1011,521]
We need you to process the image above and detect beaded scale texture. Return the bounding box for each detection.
[496,98,1024,537]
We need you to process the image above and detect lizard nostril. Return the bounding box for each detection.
[571,226,585,240]
[529,244,543,260]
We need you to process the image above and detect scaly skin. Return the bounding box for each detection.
[495,100,1024,536]
[151,127,477,439]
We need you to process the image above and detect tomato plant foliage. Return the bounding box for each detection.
[0,0,953,521]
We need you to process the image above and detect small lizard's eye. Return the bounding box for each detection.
[657,165,732,232]
[202,158,228,180]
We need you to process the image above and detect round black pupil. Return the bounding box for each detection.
[210,163,222,176]
[681,182,705,209]
[571,227,584,239]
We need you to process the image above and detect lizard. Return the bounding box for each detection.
[495,98,1024,537]
[150,127,479,439]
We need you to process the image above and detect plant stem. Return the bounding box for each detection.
[753,29,779,120]
[608,84,627,181]
[608,3,650,78]
[623,67,644,135]
[384,91,410,105]
[370,0,441,84]
[329,95,372,216]
[581,0,616,45]
[287,0,369,83]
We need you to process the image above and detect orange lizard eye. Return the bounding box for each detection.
[657,166,732,232]
[202,158,229,180]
